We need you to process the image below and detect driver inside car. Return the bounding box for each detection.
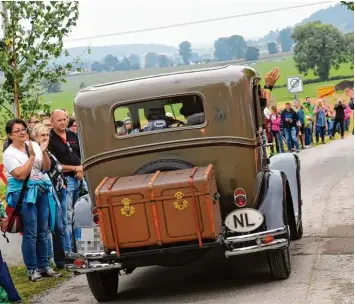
[131,107,170,134]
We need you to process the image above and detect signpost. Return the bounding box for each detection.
[287,76,303,105]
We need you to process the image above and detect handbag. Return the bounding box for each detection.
[2,144,30,242]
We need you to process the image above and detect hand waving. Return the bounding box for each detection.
[345,88,354,98]
[40,138,49,153]
[265,67,280,87]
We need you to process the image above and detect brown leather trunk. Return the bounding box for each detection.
[95,164,222,255]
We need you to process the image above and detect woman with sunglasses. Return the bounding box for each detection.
[3,118,61,282]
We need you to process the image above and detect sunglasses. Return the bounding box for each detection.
[12,128,28,134]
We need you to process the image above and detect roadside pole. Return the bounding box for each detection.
[293,93,298,106]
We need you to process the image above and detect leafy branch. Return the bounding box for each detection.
[0,1,86,119]
[341,1,354,11]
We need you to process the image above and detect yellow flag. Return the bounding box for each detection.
[317,85,335,98]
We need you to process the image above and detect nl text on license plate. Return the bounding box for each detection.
[224,208,264,233]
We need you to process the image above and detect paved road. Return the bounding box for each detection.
[16,136,355,304]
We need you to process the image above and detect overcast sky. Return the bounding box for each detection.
[63,0,338,49]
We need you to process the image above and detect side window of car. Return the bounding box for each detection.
[113,95,205,137]
[250,78,263,131]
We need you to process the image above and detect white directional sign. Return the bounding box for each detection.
[287,76,303,94]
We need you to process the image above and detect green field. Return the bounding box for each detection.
[41,55,354,114]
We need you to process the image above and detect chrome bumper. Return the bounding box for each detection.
[224,226,288,257]
[65,252,122,273]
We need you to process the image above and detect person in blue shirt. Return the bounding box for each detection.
[314,99,327,144]
[281,103,301,153]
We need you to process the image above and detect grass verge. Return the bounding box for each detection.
[9,265,72,304]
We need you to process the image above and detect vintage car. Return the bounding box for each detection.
[66,65,303,302]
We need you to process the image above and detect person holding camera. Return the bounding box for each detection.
[332,98,346,139]
[31,123,66,270]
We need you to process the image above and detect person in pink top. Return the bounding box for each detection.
[270,106,284,153]
[344,103,351,132]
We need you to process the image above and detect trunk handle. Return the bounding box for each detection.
[190,167,203,248]
[107,176,121,256]
[149,171,162,246]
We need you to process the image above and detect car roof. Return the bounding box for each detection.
[75,65,258,108]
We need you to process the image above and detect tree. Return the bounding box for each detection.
[128,54,140,70]
[145,52,158,68]
[228,35,247,59]
[91,61,103,72]
[292,22,347,81]
[42,80,61,93]
[245,47,260,61]
[48,82,61,93]
[103,54,119,71]
[179,41,192,65]
[214,37,230,61]
[157,54,171,67]
[344,32,354,69]
[267,42,279,54]
[0,1,84,118]
[341,1,354,11]
[115,57,131,71]
[190,52,201,63]
[264,30,279,43]
[278,27,293,52]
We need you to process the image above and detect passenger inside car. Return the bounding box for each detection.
[179,96,205,126]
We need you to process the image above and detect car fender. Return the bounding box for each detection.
[255,170,288,230]
[269,153,302,220]
[73,194,95,227]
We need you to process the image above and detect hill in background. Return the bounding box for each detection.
[297,3,354,33]
[67,43,178,63]
[28,3,355,68]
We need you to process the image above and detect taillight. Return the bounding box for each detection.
[73,258,85,268]
[92,207,100,225]
[234,188,247,207]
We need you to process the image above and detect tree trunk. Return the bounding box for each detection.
[318,63,330,82]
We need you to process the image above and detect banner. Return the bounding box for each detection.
[317,85,335,98]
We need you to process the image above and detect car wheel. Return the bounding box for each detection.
[86,270,119,302]
[268,227,291,280]
[291,218,303,240]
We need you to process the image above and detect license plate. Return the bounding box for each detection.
[74,226,104,254]
[224,208,264,233]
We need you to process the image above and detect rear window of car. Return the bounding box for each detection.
[113,94,205,137]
